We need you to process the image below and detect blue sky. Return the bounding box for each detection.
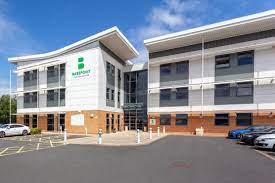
[0,0,275,95]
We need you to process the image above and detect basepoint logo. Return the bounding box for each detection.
[72,57,91,78]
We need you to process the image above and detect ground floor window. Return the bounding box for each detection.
[32,115,37,128]
[24,115,30,126]
[59,114,65,131]
[236,113,252,126]
[215,114,229,126]
[175,114,188,125]
[111,114,115,131]
[160,114,171,125]
[117,115,120,131]
[106,114,110,133]
[47,114,54,131]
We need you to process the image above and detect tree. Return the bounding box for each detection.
[0,95,17,124]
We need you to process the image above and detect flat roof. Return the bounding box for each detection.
[9,26,139,63]
[144,10,275,53]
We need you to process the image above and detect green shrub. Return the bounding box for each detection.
[30,128,42,135]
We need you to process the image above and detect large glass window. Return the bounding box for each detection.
[160,89,171,100]
[160,64,171,75]
[215,55,230,69]
[24,115,30,126]
[47,89,65,107]
[176,114,188,126]
[238,51,253,65]
[106,88,110,100]
[176,87,188,99]
[236,113,252,126]
[32,115,37,128]
[236,82,253,97]
[23,92,37,108]
[176,61,188,74]
[215,84,230,97]
[215,114,229,126]
[47,114,54,131]
[106,114,110,133]
[160,114,171,125]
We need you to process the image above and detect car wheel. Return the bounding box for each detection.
[0,131,5,138]
[22,130,28,136]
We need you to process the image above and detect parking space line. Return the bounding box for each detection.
[0,148,9,155]
[16,146,24,153]
[50,140,53,147]
[37,143,40,150]
[254,149,275,161]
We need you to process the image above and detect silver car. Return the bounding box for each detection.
[0,124,30,138]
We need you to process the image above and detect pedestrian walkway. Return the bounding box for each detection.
[68,131,167,146]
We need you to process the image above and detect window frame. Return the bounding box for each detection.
[215,113,229,126]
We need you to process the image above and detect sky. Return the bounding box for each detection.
[0,0,275,95]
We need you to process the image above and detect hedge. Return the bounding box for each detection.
[30,128,42,135]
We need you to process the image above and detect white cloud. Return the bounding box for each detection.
[129,0,205,63]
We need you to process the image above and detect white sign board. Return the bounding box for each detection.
[71,114,85,126]
[150,119,156,126]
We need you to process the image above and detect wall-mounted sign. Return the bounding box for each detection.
[150,119,156,126]
[71,57,91,78]
[71,114,85,126]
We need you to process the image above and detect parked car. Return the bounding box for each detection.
[239,127,275,146]
[0,124,30,138]
[228,125,272,139]
[254,134,275,151]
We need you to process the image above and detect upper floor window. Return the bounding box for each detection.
[238,51,253,65]
[160,64,171,75]
[47,89,65,107]
[106,62,115,75]
[160,89,171,100]
[176,87,188,99]
[215,84,230,97]
[106,88,110,100]
[236,82,253,97]
[176,61,188,74]
[23,92,37,108]
[215,55,230,69]
[24,70,38,82]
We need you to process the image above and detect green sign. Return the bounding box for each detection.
[72,57,91,78]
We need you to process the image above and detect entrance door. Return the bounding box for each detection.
[106,114,110,133]
[59,114,65,131]
[47,114,54,131]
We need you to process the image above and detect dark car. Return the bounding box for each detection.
[239,127,275,145]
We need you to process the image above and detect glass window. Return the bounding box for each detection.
[215,55,230,69]
[31,92,37,104]
[160,89,171,100]
[215,84,230,97]
[118,91,120,103]
[176,61,188,74]
[160,64,171,75]
[160,114,171,125]
[176,114,188,125]
[24,71,30,81]
[215,114,229,126]
[32,70,38,80]
[236,113,252,126]
[32,115,37,128]
[238,51,253,65]
[236,82,253,97]
[176,87,188,99]
[24,115,30,126]
[111,90,115,100]
[24,93,30,103]
[106,88,110,100]
[106,62,111,73]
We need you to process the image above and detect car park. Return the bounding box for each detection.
[239,127,275,146]
[0,124,30,138]
[227,125,272,139]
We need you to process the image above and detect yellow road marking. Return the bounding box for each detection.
[16,146,24,153]
[0,148,9,155]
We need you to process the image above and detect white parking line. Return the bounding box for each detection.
[16,146,24,153]
[254,149,275,161]
[50,140,53,147]
[0,148,9,155]
[37,143,40,150]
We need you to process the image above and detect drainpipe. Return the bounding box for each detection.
[201,36,205,126]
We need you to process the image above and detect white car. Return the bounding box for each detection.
[254,134,275,151]
[0,124,30,138]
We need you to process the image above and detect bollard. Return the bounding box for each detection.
[63,129,67,145]
[149,128,152,140]
[157,126,160,136]
[136,129,141,144]
[98,129,102,144]
[163,126,166,135]
[85,128,88,136]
